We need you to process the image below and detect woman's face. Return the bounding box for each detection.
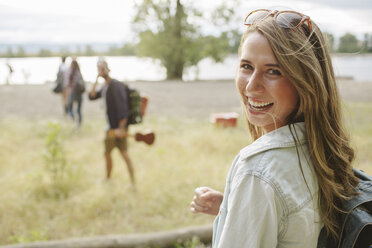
[236,31,299,133]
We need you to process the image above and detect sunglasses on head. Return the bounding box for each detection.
[244,9,312,32]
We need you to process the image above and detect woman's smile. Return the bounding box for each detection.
[247,98,274,112]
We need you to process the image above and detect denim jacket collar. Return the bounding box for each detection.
[240,122,307,160]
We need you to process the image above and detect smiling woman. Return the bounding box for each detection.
[191,8,360,248]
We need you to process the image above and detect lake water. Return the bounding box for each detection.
[0,54,371,85]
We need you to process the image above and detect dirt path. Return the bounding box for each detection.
[0,79,371,120]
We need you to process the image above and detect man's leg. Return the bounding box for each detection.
[120,150,135,185]
[117,135,135,185]
[105,152,113,179]
[104,136,115,179]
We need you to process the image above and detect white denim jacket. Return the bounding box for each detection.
[213,122,323,248]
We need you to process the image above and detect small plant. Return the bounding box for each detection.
[173,236,208,248]
[43,122,67,182]
[38,122,76,199]
[9,230,48,244]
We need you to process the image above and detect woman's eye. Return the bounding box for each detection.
[268,69,282,76]
[241,64,253,70]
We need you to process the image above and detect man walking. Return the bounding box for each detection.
[89,59,135,185]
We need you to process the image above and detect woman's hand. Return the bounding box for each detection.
[190,187,223,216]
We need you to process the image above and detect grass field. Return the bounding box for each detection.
[0,114,250,244]
[0,101,371,245]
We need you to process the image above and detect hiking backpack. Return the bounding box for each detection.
[124,84,143,125]
[317,169,372,248]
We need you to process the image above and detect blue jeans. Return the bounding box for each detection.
[68,92,82,125]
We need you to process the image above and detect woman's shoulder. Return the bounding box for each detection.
[233,144,317,213]
[235,145,307,179]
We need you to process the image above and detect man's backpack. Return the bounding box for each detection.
[317,169,372,248]
[124,84,143,125]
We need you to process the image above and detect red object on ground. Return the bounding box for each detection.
[141,96,148,116]
[210,112,239,128]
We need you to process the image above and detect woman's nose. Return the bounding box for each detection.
[245,72,264,93]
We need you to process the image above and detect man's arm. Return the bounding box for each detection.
[118,118,127,129]
[88,76,102,100]
[113,118,128,138]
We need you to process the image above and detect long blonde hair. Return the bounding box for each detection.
[239,16,359,238]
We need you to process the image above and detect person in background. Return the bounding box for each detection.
[88,58,135,185]
[190,9,359,247]
[56,56,69,114]
[67,59,84,127]
[6,61,13,85]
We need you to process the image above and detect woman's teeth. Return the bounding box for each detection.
[248,99,274,110]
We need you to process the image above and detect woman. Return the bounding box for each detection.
[67,59,85,127]
[190,9,358,247]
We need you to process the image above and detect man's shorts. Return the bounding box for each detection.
[104,135,128,153]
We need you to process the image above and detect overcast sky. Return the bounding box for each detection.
[0,0,372,44]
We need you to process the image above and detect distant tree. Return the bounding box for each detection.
[59,47,70,57]
[211,3,242,54]
[120,43,136,55]
[132,0,239,79]
[5,46,14,57]
[338,33,360,53]
[361,33,372,53]
[226,29,243,54]
[76,46,83,56]
[108,44,119,55]
[38,49,53,57]
[16,46,26,57]
[85,45,94,56]
[323,32,335,53]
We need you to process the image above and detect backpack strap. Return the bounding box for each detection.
[341,207,372,248]
[317,228,328,248]
[317,169,372,248]
[343,169,372,212]
[338,169,372,247]
[353,168,372,181]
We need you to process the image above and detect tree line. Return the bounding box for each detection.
[324,33,372,53]
[0,43,137,58]
[2,32,370,59]
[1,0,372,79]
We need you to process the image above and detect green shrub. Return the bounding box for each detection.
[37,122,81,199]
[43,122,67,182]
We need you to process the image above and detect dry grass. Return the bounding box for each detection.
[343,102,372,174]
[0,115,249,244]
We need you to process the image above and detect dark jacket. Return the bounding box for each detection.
[89,79,129,129]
